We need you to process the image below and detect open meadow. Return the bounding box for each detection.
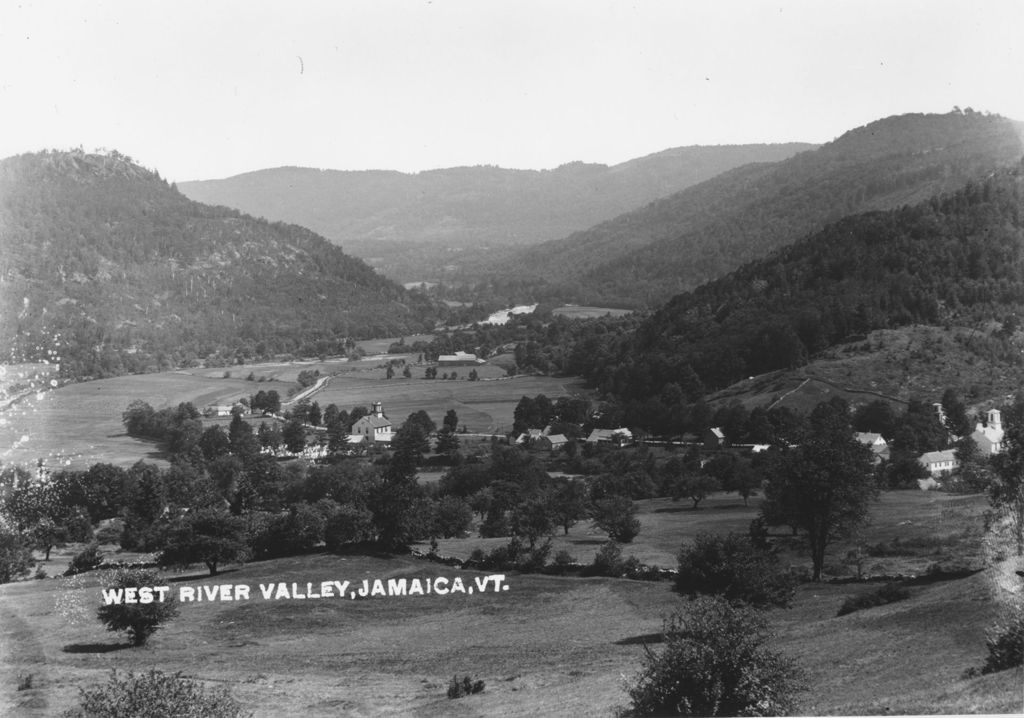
[1,501,1020,717]
[0,354,584,470]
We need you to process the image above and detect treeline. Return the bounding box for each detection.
[0,150,444,380]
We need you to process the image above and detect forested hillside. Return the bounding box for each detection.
[507,110,1024,307]
[178,144,813,283]
[560,159,1024,406]
[0,150,440,379]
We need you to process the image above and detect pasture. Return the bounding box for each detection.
[0,356,585,469]
[1,509,1020,716]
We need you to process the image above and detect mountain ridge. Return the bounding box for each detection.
[504,110,1024,307]
[0,149,440,380]
[177,143,815,282]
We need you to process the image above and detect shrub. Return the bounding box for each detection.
[96,568,178,646]
[17,673,33,691]
[65,543,104,576]
[836,582,911,616]
[675,532,797,608]
[981,610,1024,674]
[623,596,804,717]
[65,669,249,717]
[446,674,485,699]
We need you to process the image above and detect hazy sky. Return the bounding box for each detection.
[1,0,1021,181]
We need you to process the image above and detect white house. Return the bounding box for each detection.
[855,432,891,463]
[919,449,959,476]
[351,401,394,442]
[970,408,1004,455]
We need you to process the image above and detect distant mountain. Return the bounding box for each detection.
[0,150,439,379]
[506,110,1024,307]
[571,158,1024,406]
[177,144,815,282]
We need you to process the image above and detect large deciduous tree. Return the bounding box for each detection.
[158,509,249,576]
[761,399,877,580]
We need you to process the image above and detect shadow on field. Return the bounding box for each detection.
[615,632,665,646]
[63,642,132,654]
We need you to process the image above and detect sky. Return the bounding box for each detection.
[0,0,1021,182]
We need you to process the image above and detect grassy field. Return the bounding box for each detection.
[419,490,996,577]
[1,517,1020,717]
[0,356,584,470]
[312,374,586,435]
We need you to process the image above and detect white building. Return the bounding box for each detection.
[351,401,394,442]
[970,408,1004,455]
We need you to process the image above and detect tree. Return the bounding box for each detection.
[96,568,178,646]
[623,596,804,717]
[0,528,32,584]
[386,365,395,379]
[510,497,555,548]
[991,397,1024,555]
[941,388,972,438]
[670,473,721,509]
[308,401,322,427]
[158,509,249,576]
[282,419,307,454]
[675,532,796,608]
[198,425,231,461]
[591,495,641,543]
[435,427,461,460]
[402,365,412,378]
[443,409,459,434]
[550,479,589,535]
[761,400,878,580]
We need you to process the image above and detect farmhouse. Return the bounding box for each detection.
[538,434,569,451]
[970,408,1004,455]
[855,432,891,463]
[586,428,633,446]
[515,428,548,444]
[437,351,484,366]
[919,449,959,476]
[351,401,394,443]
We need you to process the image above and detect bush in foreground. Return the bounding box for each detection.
[675,532,797,608]
[623,596,803,717]
[96,568,178,646]
[64,670,249,718]
[836,582,911,617]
